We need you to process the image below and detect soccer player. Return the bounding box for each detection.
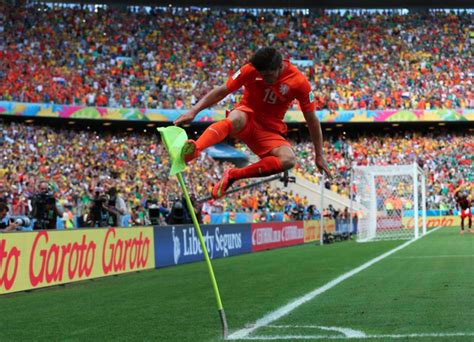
[455,191,472,235]
[174,47,331,199]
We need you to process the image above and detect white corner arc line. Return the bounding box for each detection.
[268,325,366,338]
[239,332,474,340]
[227,227,442,340]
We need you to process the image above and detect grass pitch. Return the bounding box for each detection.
[1,227,472,341]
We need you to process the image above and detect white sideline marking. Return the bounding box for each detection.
[392,254,474,259]
[239,332,474,340]
[227,227,442,340]
[268,325,366,338]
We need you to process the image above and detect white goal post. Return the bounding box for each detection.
[350,163,427,242]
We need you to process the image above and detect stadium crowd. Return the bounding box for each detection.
[1,5,473,110]
[293,132,473,211]
[0,121,317,228]
[1,4,472,229]
[1,121,471,229]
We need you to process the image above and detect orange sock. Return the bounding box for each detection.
[230,156,284,180]
[195,119,233,151]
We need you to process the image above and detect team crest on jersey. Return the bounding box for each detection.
[279,84,289,95]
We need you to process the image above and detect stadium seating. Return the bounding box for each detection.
[0,121,471,228]
[1,5,472,110]
[0,5,472,227]
[293,133,473,213]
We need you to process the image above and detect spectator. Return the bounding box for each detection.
[103,187,128,227]
[0,5,472,111]
[61,203,75,229]
[293,132,473,212]
[0,120,471,226]
[0,202,20,233]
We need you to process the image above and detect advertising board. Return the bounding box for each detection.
[154,224,251,267]
[0,227,155,295]
[251,221,304,252]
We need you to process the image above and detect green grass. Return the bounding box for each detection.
[0,227,472,341]
[253,228,474,341]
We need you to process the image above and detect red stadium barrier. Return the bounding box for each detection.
[251,221,304,252]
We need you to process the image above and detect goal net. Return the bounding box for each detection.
[351,164,427,242]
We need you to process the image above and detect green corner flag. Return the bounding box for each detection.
[157,126,228,338]
[157,126,187,176]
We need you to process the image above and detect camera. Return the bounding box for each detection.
[89,192,111,227]
[92,193,109,208]
[32,191,58,230]
[34,191,56,207]
[9,217,31,228]
[147,200,164,225]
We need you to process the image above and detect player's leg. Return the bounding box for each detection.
[460,215,465,235]
[212,132,293,199]
[181,110,247,163]
[230,145,294,179]
[468,213,473,233]
[212,152,289,200]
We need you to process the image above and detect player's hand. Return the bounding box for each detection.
[174,110,197,126]
[315,155,332,179]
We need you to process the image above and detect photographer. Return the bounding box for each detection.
[102,187,127,227]
[31,181,62,230]
[88,187,110,227]
[0,202,20,233]
[166,195,202,225]
[306,204,321,220]
[327,204,339,219]
[290,203,306,221]
[167,197,190,225]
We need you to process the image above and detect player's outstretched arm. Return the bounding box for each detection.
[303,110,332,179]
[174,85,230,126]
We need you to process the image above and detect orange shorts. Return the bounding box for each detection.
[228,105,291,158]
[460,209,472,219]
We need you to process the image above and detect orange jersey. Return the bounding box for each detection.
[226,60,315,134]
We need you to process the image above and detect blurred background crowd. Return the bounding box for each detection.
[1,121,471,228]
[0,4,472,230]
[292,133,473,211]
[1,5,473,110]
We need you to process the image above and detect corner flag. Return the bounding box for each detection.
[157,126,228,338]
[157,126,187,176]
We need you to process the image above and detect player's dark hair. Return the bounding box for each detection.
[250,47,283,72]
